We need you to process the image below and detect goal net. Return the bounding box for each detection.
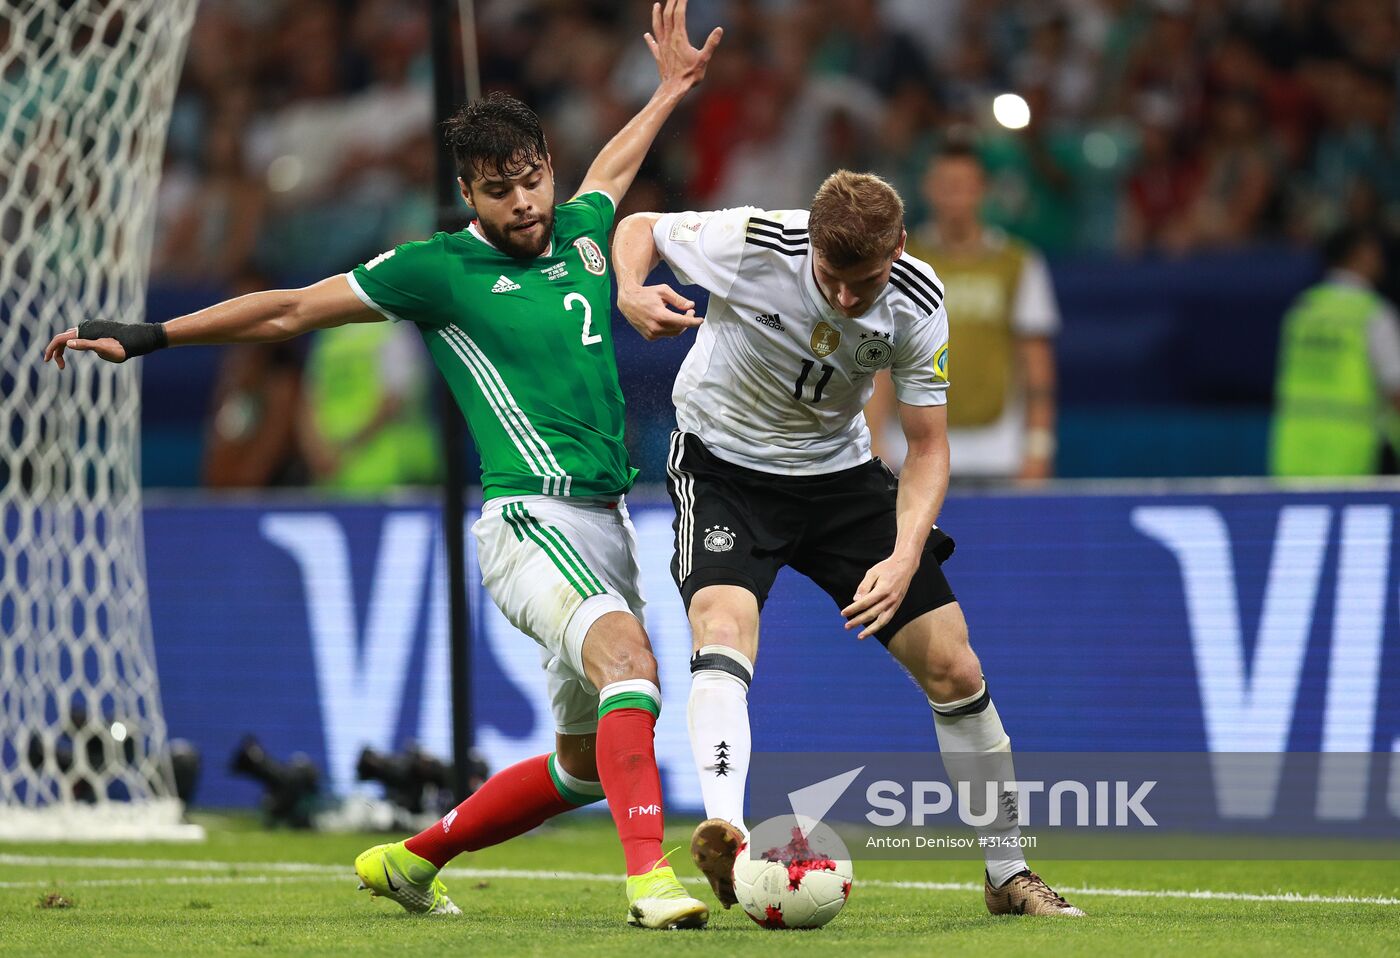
[0,0,201,840]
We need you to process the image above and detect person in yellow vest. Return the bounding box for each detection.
[868,142,1060,483]
[300,320,441,492]
[1270,226,1400,477]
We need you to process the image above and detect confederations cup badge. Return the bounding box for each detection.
[703,525,735,553]
[810,321,841,358]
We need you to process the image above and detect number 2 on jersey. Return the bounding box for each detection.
[793,360,835,403]
[565,292,602,346]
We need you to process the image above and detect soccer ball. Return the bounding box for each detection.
[732,828,853,929]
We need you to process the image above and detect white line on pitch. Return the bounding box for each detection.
[0,854,345,873]
[1,854,1396,908]
[868,878,1400,907]
[0,875,347,890]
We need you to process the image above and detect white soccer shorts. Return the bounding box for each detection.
[473,495,646,734]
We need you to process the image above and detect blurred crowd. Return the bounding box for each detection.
[152,0,1400,488]
[155,0,436,287]
[154,0,1400,288]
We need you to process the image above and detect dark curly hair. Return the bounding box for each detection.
[443,92,548,182]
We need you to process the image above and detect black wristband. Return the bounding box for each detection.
[76,320,168,358]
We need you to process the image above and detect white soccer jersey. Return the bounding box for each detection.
[653,207,949,475]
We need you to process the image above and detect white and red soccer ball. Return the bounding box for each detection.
[732,826,854,929]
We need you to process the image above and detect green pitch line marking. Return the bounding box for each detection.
[2,854,1397,907]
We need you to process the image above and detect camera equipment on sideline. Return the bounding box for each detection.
[356,742,488,817]
[229,736,322,829]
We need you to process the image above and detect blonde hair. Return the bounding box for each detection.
[808,170,905,267]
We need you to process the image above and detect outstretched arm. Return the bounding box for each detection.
[613,212,702,341]
[574,0,720,204]
[43,274,378,368]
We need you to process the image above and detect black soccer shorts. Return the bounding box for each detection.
[664,431,957,645]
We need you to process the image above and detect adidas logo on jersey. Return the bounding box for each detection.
[491,275,522,293]
[753,312,784,331]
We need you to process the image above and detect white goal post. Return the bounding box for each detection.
[0,0,201,840]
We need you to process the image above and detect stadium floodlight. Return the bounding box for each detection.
[992,93,1032,130]
[0,0,202,840]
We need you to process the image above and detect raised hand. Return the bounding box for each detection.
[645,0,722,92]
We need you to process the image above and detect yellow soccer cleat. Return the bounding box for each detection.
[625,862,709,929]
[354,841,461,915]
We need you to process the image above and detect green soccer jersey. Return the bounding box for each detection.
[346,190,638,501]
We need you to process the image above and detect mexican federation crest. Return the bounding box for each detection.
[810,321,841,358]
[573,236,607,276]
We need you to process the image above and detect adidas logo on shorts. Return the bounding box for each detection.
[491,275,522,293]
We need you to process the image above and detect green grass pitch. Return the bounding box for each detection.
[2,813,1397,957]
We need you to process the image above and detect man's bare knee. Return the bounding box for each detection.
[936,654,983,698]
[889,604,983,701]
[581,611,658,688]
[694,612,744,648]
[925,625,979,687]
[687,585,759,660]
[555,733,598,781]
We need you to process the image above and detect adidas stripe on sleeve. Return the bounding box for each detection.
[888,255,950,407]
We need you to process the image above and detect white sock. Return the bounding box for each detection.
[687,644,753,835]
[931,679,1029,887]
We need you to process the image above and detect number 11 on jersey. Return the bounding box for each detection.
[565,292,602,346]
[793,359,835,403]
